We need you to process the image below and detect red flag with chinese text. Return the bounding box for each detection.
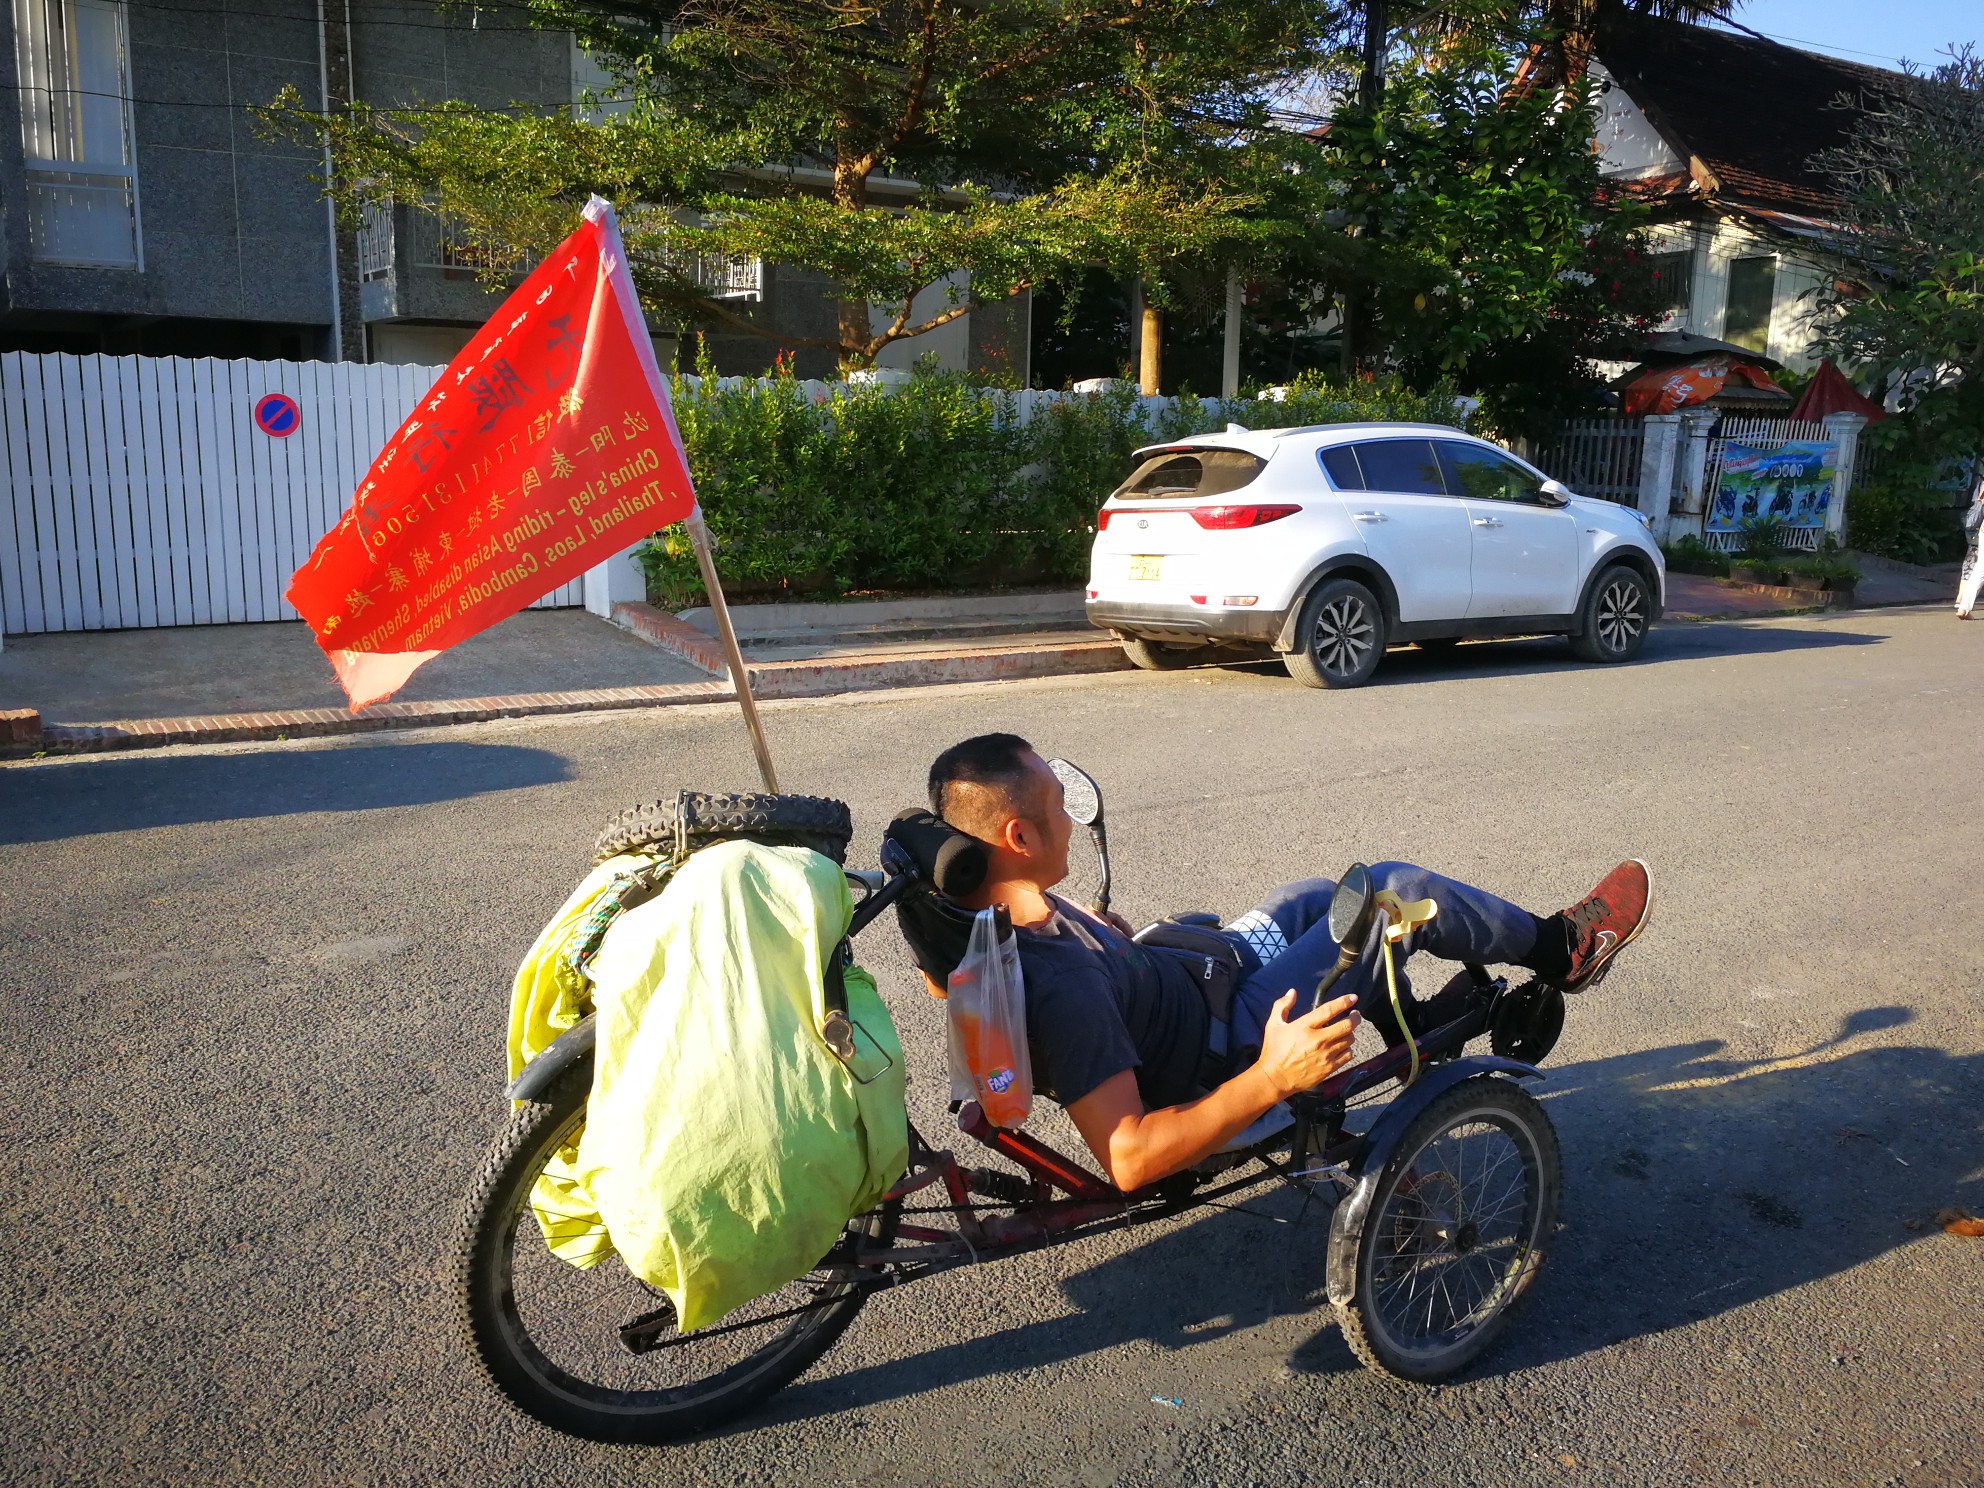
[286,198,695,709]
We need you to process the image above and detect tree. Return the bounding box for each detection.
[1306,34,1661,436]
[1814,46,1984,458]
[276,0,1351,371]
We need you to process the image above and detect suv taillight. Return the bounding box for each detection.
[1097,508,1113,531]
[1190,504,1300,530]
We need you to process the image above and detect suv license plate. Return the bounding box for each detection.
[1128,555,1162,581]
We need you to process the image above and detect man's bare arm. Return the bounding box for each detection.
[1066,992,1361,1190]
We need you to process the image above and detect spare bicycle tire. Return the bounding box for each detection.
[593,790,853,866]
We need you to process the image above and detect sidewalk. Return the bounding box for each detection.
[1664,557,1955,620]
[4,561,1958,757]
[0,596,1129,755]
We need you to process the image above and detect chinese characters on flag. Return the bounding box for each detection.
[287,198,696,709]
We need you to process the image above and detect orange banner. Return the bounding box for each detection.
[286,199,695,709]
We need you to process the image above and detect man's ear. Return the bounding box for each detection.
[1001,814,1034,856]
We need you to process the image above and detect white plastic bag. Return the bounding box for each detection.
[946,906,1033,1127]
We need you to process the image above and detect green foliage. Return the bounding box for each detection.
[637,365,1461,604]
[266,0,1352,370]
[1846,470,1969,563]
[1737,515,1792,560]
[1732,544,1859,591]
[1309,39,1660,440]
[1813,47,1984,459]
[1660,534,1729,577]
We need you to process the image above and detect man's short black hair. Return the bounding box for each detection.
[928,733,1040,836]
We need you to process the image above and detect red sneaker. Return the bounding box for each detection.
[1556,860,1652,992]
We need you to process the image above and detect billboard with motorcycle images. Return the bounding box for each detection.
[1708,440,1836,533]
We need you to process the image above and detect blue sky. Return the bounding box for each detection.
[1716,0,1978,72]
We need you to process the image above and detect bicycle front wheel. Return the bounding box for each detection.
[454,1065,890,1443]
[1335,1076,1560,1382]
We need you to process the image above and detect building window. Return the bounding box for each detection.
[1646,247,1693,323]
[1725,255,1777,354]
[12,0,140,268]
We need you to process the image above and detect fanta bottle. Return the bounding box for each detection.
[955,1009,1029,1127]
[945,904,1033,1127]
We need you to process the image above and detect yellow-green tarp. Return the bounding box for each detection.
[509,840,908,1332]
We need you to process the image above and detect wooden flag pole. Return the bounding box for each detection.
[685,505,780,794]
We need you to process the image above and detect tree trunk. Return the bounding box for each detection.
[833,147,873,369]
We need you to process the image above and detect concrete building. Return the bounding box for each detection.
[0,0,1024,377]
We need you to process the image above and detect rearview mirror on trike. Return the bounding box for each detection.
[1046,757,1111,914]
[1309,862,1377,1006]
[1328,862,1376,946]
[1048,757,1101,826]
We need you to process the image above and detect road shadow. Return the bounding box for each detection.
[755,1005,1978,1425]
[1206,617,1886,686]
[0,741,572,844]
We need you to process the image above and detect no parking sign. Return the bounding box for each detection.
[254,392,300,438]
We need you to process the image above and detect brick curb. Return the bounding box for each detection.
[609,599,1135,698]
[609,602,731,673]
[750,636,1133,697]
[12,680,734,757]
[7,617,1135,758]
[1711,577,1856,605]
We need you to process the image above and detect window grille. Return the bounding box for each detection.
[357,198,394,282]
[12,0,140,267]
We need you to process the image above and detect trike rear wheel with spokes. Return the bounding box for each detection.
[1334,1076,1560,1382]
[454,1064,893,1443]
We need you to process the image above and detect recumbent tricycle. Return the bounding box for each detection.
[457,768,1572,1443]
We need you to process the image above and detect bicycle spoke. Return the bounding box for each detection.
[1368,1111,1539,1349]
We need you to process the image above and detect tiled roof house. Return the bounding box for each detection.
[1587,13,1905,371]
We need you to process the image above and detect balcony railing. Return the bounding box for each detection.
[357,199,392,282]
[355,198,763,301]
[684,252,764,301]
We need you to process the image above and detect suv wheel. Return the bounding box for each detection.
[1570,564,1652,663]
[1284,576,1387,689]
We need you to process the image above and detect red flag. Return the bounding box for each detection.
[287,198,695,709]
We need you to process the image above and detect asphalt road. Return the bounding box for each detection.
[4,609,1981,1488]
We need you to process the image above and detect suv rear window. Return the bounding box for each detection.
[1111,447,1266,500]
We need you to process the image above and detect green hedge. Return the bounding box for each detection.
[638,369,1464,606]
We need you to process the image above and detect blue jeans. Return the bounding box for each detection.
[1219,863,1542,1061]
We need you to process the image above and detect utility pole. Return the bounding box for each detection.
[1221,268,1242,400]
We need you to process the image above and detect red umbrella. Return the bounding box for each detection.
[1790,359,1887,423]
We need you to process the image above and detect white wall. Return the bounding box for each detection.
[1591,63,1684,180]
[870,273,972,373]
[1640,218,1832,372]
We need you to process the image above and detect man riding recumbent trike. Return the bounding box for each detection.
[459,734,1653,1443]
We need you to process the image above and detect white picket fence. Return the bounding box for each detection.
[0,353,582,635]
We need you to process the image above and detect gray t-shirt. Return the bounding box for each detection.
[1014,897,1211,1111]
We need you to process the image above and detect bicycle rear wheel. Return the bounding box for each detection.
[454,1066,890,1442]
[1334,1076,1559,1382]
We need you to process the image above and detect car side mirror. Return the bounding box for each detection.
[1538,479,1573,507]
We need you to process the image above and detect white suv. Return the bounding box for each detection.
[1085,422,1665,688]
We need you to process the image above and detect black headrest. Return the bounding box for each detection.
[885,809,989,899]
